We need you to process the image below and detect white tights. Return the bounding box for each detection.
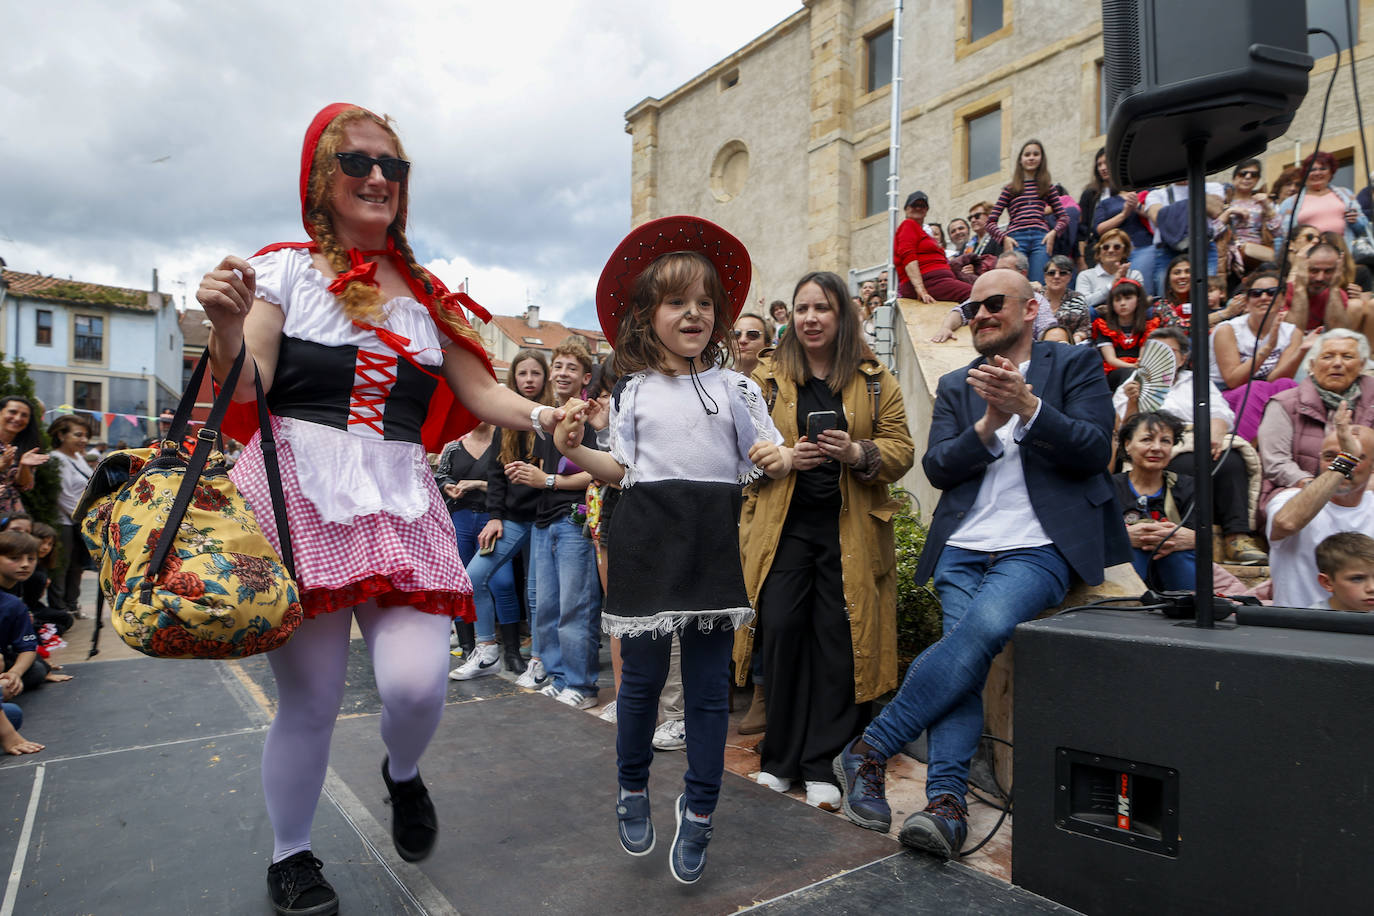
[262,600,452,863]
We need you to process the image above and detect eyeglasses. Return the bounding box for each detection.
[960,294,1017,322]
[1044,269,1071,277]
[1247,287,1279,299]
[969,212,987,220]
[335,152,410,182]
[1236,170,1260,179]
[1099,243,1126,252]
[733,328,763,341]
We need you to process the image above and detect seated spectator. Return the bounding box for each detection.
[1286,241,1360,332]
[1267,416,1374,608]
[1076,148,1110,271]
[1093,277,1159,390]
[1314,532,1374,612]
[1075,228,1146,315]
[946,218,971,258]
[769,300,790,344]
[23,523,72,635]
[1319,230,1373,298]
[1210,271,1305,439]
[1048,182,1082,267]
[1041,255,1088,341]
[950,201,1000,280]
[0,531,48,695]
[1114,412,1197,590]
[1272,165,1304,205]
[1,513,32,534]
[894,191,973,304]
[1093,184,1159,296]
[1144,179,1224,295]
[1257,328,1374,510]
[931,251,1056,343]
[1217,159,1280,278]
[1116,326,1266,564]
[732,312,770,378]
[926,222,948,256]
[1274,151,1370,259]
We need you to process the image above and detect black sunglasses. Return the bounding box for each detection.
[960,294,1017,322]
[1044,269,1071,277]
[335,152,410,182]
[1236,170,1260,179]
[1247,287,1279,299]
[733,328,763,341]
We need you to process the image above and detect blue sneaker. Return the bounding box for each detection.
[615,790,655,856]
[899,793,968,859]
[833,737,891,831]
[669,794,712,885]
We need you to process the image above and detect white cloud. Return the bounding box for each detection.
[1,0,800,333]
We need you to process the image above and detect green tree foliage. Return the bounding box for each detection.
[893,490,942,673]
[0,354,61,527]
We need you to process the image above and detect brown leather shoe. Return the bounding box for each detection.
[1225,533,1268,565]
[737,684,766,735]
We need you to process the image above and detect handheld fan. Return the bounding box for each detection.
[1134,338,1177,413]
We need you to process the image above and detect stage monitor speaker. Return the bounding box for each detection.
[1012,608,1374,916]
[1102,0,1313,189]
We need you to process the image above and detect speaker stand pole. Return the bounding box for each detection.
[1185,136,1216,628]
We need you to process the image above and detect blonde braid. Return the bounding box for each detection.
[308,209,386,324]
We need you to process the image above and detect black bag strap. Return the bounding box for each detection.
[143,345,295,599]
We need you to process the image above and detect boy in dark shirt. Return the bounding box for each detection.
[0,530,69,696]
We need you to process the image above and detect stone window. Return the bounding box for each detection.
[966,108,1002,182]
[710,141,750,203]
[864,153,891,218]
[73,314,104,362]
[866,26,893,92]
[956,0,1013,59]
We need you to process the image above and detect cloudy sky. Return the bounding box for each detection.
[2,0,800,332]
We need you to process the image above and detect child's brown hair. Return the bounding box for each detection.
[0,530,41,559]
[613,251,736,376]
[1316,532,1374,578]
[30,522,58,570]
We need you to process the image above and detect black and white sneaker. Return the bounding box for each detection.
[449,643,500,680]
[266,851,338,915]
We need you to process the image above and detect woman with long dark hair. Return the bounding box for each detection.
[0,397,48,518]
[736,270,913,811]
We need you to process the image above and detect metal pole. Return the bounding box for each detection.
[879,0,904,372]
[1185,137,1215,628]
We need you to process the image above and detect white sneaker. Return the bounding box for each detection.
[556,688,597,710]
[755,771,793,793]
[805,781,841,811]
[598,700,618,723]
[514,658,548,689]
[449,629,460,648]
[540,683,562,698]
[449,643,500,680]
[652,718,687,750]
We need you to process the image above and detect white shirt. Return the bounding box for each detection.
[1143,182,1225,245]
[53,450,92,521]
[1075,263,1146,309]
[1112,369,1235,428]
[1266,489,1374,608]
[947,359,1052,552]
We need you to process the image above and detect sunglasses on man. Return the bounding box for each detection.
[335,152,410,182]
[733,328,763,341]
[959,294,1019,322]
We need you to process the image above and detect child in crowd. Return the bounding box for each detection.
[0,702,42,755]
[2,513,33,534]
[555,216,790,884]
[23,522,72,634]
[0,530,71,692]
[1314,532,1374,612]
[1093,277,1159,390]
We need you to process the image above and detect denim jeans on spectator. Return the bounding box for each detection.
[532,518,602,695]
[862,544,1070,800]
[1131,546,1196,592]
[2,703,20,729]
[1152,243,1217,298]
[617,624,733,815]
[1129,244,1158,298]
[455,512,523,644]
[1009,228,1049,283]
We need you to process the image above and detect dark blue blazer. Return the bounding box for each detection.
[915,340,1131,585]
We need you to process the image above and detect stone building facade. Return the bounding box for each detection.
[625,0,1374,303]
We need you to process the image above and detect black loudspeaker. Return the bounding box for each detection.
[1012,608,1374,915]
[1102,0,1313,188]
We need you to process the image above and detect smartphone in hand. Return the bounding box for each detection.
[806,410,839,442]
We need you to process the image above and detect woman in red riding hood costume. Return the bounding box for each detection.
[196,104,561,915]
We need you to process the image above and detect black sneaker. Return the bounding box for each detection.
[382,757,438,862]
[266,851,338,916]
[899,793,968,859]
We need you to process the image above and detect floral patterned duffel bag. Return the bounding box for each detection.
[76,346,301,659]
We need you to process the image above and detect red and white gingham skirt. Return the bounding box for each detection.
[230,421,473,620]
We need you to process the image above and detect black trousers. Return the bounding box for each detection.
[1168,450,1251,535]
[758,502,865,784]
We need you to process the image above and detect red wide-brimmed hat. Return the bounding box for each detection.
[595,216,751,347]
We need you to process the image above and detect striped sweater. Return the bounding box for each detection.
[986,182,1067,243]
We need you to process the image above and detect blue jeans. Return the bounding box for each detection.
[458,513,524,644]
[1152,243,1218,298]
[617,625,734,816]
[1009,227,1049,283]
[1130,547,1196,592]
[531,518,602,695]
[1128,244,1158,299]
[863,544,1071,800]
[3,703,20,729]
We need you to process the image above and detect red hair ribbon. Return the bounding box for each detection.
[437,290,491,324]
[327,249,381,296]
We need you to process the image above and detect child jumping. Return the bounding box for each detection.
[554,216,790,884]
